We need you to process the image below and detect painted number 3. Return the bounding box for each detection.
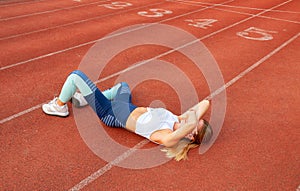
[138,8,173,18]
[237,27,278,41]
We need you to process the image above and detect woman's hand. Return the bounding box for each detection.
[185,133,194,141]
[161,110,198,147]
[184,122,198,141]
[180,110,198,141]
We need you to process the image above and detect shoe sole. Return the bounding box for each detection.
[42,105,69,117]
[43,111,69,117]
[43,112,69,117]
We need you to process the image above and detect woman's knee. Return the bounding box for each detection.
[120,82,129,88]
[70,70,85,76]
[70,70,91,82]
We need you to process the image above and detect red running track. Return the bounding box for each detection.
[0,0,299,190]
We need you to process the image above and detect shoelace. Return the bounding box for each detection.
[49,97,58,104]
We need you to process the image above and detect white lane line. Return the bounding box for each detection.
[0,0,47,7]
[0,0,233,70]
[0,103,43,124]
[197,0,294,40]
[0,0,109,21]
[0,1,165,41]
[88,0,298,84]
[171,0,300,24]
[0,0,292,123]
[0,40,95,71]
[68,139,149,191]
[0,0,233,124]
[68,32,300,191]
[212,5,300,24]
[207,32,299,99]
[1,1,298,189]
[168,0,300,14]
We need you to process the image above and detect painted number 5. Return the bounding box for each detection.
[237,27,278,41]
[138,8,172,18]
[100,2,132,9]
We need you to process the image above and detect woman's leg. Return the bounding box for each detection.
[59,72,121,104]
[113,82,133,103]
[70,75,137,128]
[101,83,122,100]
[43,70,111,117]
[71,81,123,108]
[63,70,112,113]
[43,70,136,127]
[110,82,137,127]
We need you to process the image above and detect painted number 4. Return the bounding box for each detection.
[100,2,132,9]
[237,27,278,41]
[185,19,218,29]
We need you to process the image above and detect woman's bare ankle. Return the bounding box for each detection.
[56,99,65,106]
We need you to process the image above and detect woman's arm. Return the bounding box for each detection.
[151,100,210,147]
[179,100,210,121]
[160,110,198,147]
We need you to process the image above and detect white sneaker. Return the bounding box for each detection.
[72,92,88,108]
[42,97,69,117]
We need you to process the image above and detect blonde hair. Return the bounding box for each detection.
[161,120,213,161]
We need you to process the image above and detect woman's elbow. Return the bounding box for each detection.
[200,99,210,109]
[163,142,178,148]
[161,137,178,148]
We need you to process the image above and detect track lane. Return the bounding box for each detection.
[0,0,299,190]
[262,0,300,22]
[3,0,276,121]
[0,0,295,120]
[74,33,300,191]
[0,0,165,39]
[0,1,207,68]
[0,0,101,18]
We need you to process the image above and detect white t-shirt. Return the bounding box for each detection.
[135,108,179,140]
